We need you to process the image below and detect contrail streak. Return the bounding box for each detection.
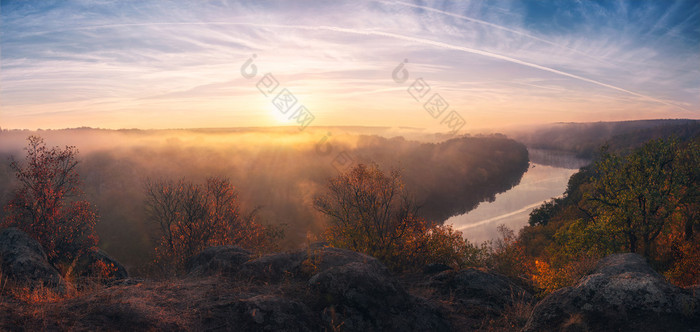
[294,24,686,111]
[387,1,611,65]
[26,21,688,111]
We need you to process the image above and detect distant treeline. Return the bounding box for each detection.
[512,119,699,158]
[354,135,529,222]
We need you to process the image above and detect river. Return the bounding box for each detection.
[447,149,590,244]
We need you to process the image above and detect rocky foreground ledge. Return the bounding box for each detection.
[524,253,700,331]
[1,227,698,331]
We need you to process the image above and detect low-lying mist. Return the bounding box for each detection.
[508,119,699,158]
[0,127,528,271]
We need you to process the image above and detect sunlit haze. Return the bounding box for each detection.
[1,0,698,131]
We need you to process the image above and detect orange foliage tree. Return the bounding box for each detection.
[524,137,700,293]
[485,225,536,284]
[2,136,98,265]
[314,163,483,271]
[145,177,280,270]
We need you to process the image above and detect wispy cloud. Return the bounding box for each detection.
[1,0,698,129]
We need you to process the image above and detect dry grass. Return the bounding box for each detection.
[399,271,536,332]
[477,290,535,331]
[2,264,538,331]
[0,269,321,331]
[0,277,210,331]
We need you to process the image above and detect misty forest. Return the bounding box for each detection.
[0,128,530,268]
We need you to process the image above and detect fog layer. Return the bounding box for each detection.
[0,127,528,269]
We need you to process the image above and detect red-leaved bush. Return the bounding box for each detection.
[3,136,98,266]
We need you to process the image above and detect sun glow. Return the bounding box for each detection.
[263,101,292,126]
[272,109,294,125]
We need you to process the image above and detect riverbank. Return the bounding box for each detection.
[448,149,589,244]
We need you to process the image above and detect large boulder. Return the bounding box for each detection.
[524,253,700,331]
[187,245,452,330]
[428,268,533,315]
[237,251,308,282]
[304,246,387,274]
[74,249,128,282]
[310,262,406,313]
[0,227,69,293]
[235,246,384,282]
[309,260,449,331]
[186,246,251,277]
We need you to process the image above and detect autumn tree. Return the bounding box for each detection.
[314,163,481,271]
[662,138,699,286]
[416,224,487,269]
[313,164,416,257]
[675,138,699,242]
[527,137,700,291]
[582,139,687,257]
[145,176,279,270]
[528,198,561,227]
[2,136,98,266]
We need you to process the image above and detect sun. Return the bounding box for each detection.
[266,102,293,126]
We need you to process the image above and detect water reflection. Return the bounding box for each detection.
[528,149,590,169]
[447,150,589,244]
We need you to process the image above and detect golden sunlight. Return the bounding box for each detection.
[267,102,294,125]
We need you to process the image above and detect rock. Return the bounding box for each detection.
[310,262,406,312]
[423,263,452,275]
[0,227,69,293]
[690,284,700,302]
[428,268,532,315]
[232,246,450,330]
[305,246,386,274]
[594,252,659,275]
[236,246,385,282]
[186,246,251,277]
[237,251,307,282]
[310,261,449,331]
[74,249,129,282]
[524,253,700,332]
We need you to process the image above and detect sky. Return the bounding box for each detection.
[1,0,699,132]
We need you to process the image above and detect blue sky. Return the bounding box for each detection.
[1,0,698,131]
